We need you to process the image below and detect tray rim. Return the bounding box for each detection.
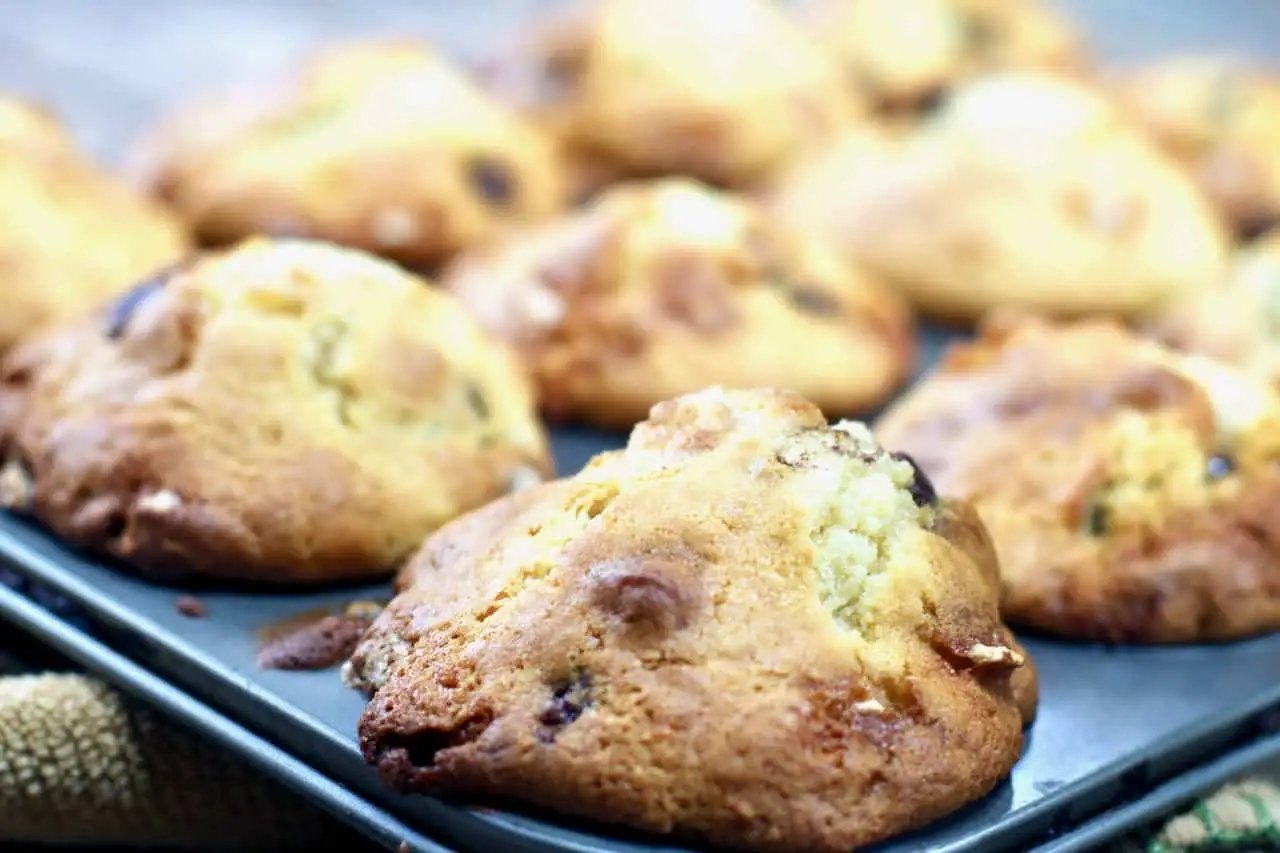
[1,514,1278,853]
[0,578,454,853]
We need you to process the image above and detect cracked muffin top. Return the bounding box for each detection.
[876,314,1280,643]
[0,237,550,585]
[0,95,189,353]
[1116,55,1280,238]
[132,39,566,269]
[768,71,1230,321]
[479,0,862,193]
[442,178,915,428]
[349,387,1029,853]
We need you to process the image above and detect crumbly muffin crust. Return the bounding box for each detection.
[134,39,565,268]
[443,178,915,428]
[769,72,1230,321]
[480,0,862,192]
[1117,56,1280,237]
[0,237,550,584]
[0,96,188,353]
[351,387,1029,853]
[877,314,1280,643]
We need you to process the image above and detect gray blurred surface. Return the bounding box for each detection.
[0,0,1277,167]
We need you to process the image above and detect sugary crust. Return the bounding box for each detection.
[0,238,550,584]
[351,387,1028,853]
[134,39,566,268]
[443,179,915,428]
[0,96,189,352]
[877,314,1280,643]
[768,72,1230,321]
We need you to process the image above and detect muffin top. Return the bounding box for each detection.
[0,95,189,352]
[0,237,549,584]
[134,39,565,267]
[769,71,1230,320]
[481,0,862,189]
[877,314,1280,642]
[351,386,1027,853]
[443,178,914,427]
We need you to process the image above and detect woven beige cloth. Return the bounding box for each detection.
[0,647,1273,853]
[0,647,377,851]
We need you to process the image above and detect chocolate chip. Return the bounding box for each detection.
[916,87,950,116]
[963,14,999,53]
[537,672,592,742]
[1239,212,1279,242]
[1206,454,1235,481]
[105,265,176,340]
[465,383,490,420]
[467,156,514,205]
[1084,501,1110,536]
[891,451,938,507]
[787,286,841,317]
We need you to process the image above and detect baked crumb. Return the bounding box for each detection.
[175,595,206,618]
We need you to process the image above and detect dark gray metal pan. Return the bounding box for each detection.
[0,320,1276,853]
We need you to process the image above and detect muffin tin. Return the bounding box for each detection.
[0,323,1276,853]
[2,2,1280,850]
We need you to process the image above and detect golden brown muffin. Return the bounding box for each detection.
[794,0,1084,110]
[442,178,915,429]
[349,387,1030,853]
[955,0,1084,75]
[132,39,566,269]
[876,314,1280,643]
[479,0,862,194]
[1116,56,1280,238]
[0,96,189,353]
[0,237,550,585]
[1145,228,1280,386]
[768,72,1231,322]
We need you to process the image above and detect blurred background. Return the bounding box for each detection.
[3,0,1280,166]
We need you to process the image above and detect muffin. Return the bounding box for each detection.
[442,178,915,428]
[876,314,1280,643]
[768,72,1231,321]
[1145,228,1280,386]
[350,387,1031,853]
[479,0,862,194]
[132,39,566,269]
[1116,56,1280,238]
[795,0,1085,110]
[0,96,188,353]
[0,237,550,585]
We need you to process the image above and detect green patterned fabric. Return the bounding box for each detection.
[1110,779,1280,853]
[0,641,1274,852]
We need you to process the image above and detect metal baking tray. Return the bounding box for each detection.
[0,579,451,853]
[2,550,1278,853]
[0,324,1277,853]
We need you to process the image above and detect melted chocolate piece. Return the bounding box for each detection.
[787,286,841,317]
[465,383,490,420]
[257,603,380,671]
[468,156,515,205]
[1084,501,1110,537]
[105,264,180,340]
[891,451,939,507]
[536,672,593,742]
